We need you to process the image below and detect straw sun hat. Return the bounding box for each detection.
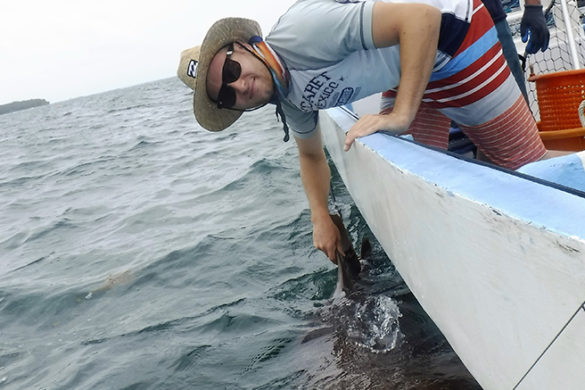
[177,17,262,131]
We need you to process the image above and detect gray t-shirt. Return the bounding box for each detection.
[265,0,471,138]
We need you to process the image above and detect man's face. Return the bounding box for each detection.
[206,42,274,110]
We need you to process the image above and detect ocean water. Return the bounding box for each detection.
[0,78,481,389]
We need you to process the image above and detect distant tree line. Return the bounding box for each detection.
[0,99,49,115]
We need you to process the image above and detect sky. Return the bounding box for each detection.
[0,0,297,105]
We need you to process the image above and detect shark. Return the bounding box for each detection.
[330,213,371,297]
[300,213,373,344]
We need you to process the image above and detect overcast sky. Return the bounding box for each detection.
[0,0,297,105]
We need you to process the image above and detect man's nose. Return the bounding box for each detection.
[228,77,246,94]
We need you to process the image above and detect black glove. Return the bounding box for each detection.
[521,5,550,54]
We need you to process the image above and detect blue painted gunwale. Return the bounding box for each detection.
[325,106,585,241]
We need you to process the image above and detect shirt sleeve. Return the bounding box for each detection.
[280,98,319,139]
[266,0,376,70]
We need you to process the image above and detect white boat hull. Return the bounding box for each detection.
[319,106,585,390]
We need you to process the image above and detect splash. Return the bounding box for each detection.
[338,295,403,353]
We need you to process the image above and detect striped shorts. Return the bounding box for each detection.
[380,0,546,170]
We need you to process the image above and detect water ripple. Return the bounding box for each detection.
[0,77,480,390]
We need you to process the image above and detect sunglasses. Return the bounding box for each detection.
[216,43,241,109]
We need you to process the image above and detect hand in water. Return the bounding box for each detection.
[313,216,344,263]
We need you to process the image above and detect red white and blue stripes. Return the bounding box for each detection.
[381,0,546,169]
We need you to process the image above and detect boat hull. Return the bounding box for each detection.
[319,106,585,390]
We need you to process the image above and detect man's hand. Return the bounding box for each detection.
[344,111,411,151]
[312,215,344,263]
[521,4,550,54]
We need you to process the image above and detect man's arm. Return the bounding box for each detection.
[295,129,343,262]
[344,2,441,151]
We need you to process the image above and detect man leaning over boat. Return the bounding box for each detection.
[177,0,568,263]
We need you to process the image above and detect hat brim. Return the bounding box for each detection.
[193,18,262,131]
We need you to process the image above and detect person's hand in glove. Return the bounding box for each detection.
[521,0,550,54]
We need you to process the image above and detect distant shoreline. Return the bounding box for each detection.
[0,99,50,115]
